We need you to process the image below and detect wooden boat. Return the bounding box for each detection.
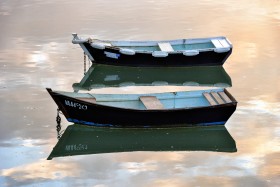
[46,88,237,127]
[73,64,232,91]
[72,33,232,67]
[48,125,236,160]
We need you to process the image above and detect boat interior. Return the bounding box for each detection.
[59,88,235,110]
[91,37,231,52]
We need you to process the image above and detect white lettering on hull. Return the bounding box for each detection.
[65,100,87,110]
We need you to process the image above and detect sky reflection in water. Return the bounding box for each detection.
[0,0,279,186]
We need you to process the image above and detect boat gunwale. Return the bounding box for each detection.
[88,36,231,46]
[85,36,232,54]
[49,88,237,112]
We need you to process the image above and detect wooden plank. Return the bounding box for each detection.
[210,92,225,105]
[78,97,96,103]
[219,39,230,48]
[218,91,232,103]
[203,92,217,106]
[158,42,174,52]
[211,39,223,48]
[140,96,164,110]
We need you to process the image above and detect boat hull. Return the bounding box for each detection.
[83,43,232,67]
[47,89,237,127]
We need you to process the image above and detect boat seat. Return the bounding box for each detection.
[158,42,174,52]
[218,39,230,48]
[210,92,225,105]
[218,91,232,103]
[203,92,218,106]
[203,91,232,106]
[78,97,96,103]
[211,39,230,48]
[139,96,164,110]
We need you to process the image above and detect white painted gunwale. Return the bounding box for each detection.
[57,88,234,110]
[72,34,232,54]
[87,36,232,54]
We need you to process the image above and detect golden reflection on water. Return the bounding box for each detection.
[28,51,49,64]
[1,160,78,181]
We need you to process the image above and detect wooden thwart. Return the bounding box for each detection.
[219,39,230,48]
[203,92,217,106]
[203,91,232,106]
[211,39,223,48]
[211,92,225,104]
[158,42,174,52]
[140,96,164,109]
[218,91,232,103]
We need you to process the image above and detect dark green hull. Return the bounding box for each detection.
[83,43,232,67]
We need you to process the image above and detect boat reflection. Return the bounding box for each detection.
[72,64,231,91]
[47,124,236,160]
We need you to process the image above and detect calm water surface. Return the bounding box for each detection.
[0,0,279,186]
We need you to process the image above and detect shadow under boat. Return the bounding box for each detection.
[47,124,237,160]
[72,64,232,91]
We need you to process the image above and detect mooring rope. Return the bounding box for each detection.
[56,108,63,139]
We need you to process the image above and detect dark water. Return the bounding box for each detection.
[0,0,279,186]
